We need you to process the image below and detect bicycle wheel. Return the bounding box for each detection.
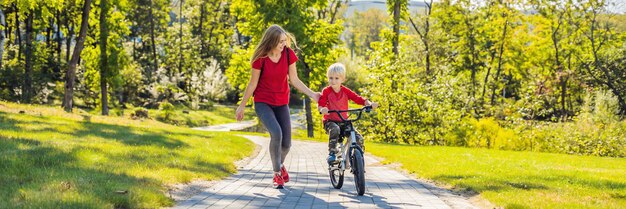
[329,166,344,189]
[352,149,366,195]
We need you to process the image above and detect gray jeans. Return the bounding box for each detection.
[255,102,291,172]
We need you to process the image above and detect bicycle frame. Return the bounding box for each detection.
[325,106,371,195]
[327,106,371,172]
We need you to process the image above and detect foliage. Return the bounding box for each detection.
[345,8,388,58]
[189,59,230,108]
[157,100,175,122]
[356,0,626,157]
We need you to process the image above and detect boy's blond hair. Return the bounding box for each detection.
[327,63,346,78]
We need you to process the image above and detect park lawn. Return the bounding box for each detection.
[0,101,254,209]
[367,143,626,209]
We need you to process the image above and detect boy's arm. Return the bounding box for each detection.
[317,88,329,114]
[344,87,367,106]
[344,87,378,109]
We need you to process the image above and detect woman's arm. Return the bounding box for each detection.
[288,63,320,102]
[235,69,261,121]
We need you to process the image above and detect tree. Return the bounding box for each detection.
[532,0,583,119]
[64,0,92,112]
[578,0,626,115]
[387,0,407,58]
[346,8,388,58]
[99,0,110,115]
[127,0,169,84]
[408,0,433,75]
[0,8,5,69]
[23,11,33,103]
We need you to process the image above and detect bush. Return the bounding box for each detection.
[110,108,125,117]
[157,101,175,122]
[131,107,149,119]
[198,101,214,110]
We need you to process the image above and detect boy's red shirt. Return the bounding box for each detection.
[251,47,298,106]
[318,85,367,122]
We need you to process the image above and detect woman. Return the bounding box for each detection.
[235,25,320,189]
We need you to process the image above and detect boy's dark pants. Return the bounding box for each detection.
[324,121,364,153]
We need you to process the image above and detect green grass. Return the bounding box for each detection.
[367,143,626,209]
[0,102,254,209]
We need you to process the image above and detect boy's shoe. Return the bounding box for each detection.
[327,152,336,165]
[280,165,289,183]
[273,173,285,189]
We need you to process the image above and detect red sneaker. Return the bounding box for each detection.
[280,165,289,183]
[273,173,284,189]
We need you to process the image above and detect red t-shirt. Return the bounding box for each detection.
[251,47,298,106]
[318,85,367,122]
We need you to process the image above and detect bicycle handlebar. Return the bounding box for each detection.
[323,106,373,122]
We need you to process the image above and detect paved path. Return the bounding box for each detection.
[192,120,256,132]
[192,111,304,132]
[173,135,480,209]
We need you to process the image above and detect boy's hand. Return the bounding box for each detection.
[319,107,329,115]
[371,102,379,109]
[366,100,379,109]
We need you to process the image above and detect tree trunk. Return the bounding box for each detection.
[490,19,509,105]
[23,12,34,103]
[64,0,92,112]
[300,58,315,138]
[408,0,432,77]
[329,0,343,24]
[554,33,565,118]
[199,1,206,57]
[46,17,54,77]
[46,18,52,47]
[15,6,21,60]
[482,53,494,101]
[56,11,62,77]
[4,8,9,46]
[423,0,432,75]
[66,16,74,63]
[132,36,136,60]
[100,0,109,115]
[148,0,158,82]
[392,0,400,57]
[305,96,314,137]
[0,8,6,69]
[178,0,184,74]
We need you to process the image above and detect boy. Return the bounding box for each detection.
[318,63,378,165]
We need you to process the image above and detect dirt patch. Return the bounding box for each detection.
[165,142,262,203]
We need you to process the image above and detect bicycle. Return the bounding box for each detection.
[325,106,372,196]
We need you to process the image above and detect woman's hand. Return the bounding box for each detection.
[235,105,245,121]
[312,92,321,102]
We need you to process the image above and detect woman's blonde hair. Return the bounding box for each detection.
[251,24,298,64]
[327,63,346,78]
